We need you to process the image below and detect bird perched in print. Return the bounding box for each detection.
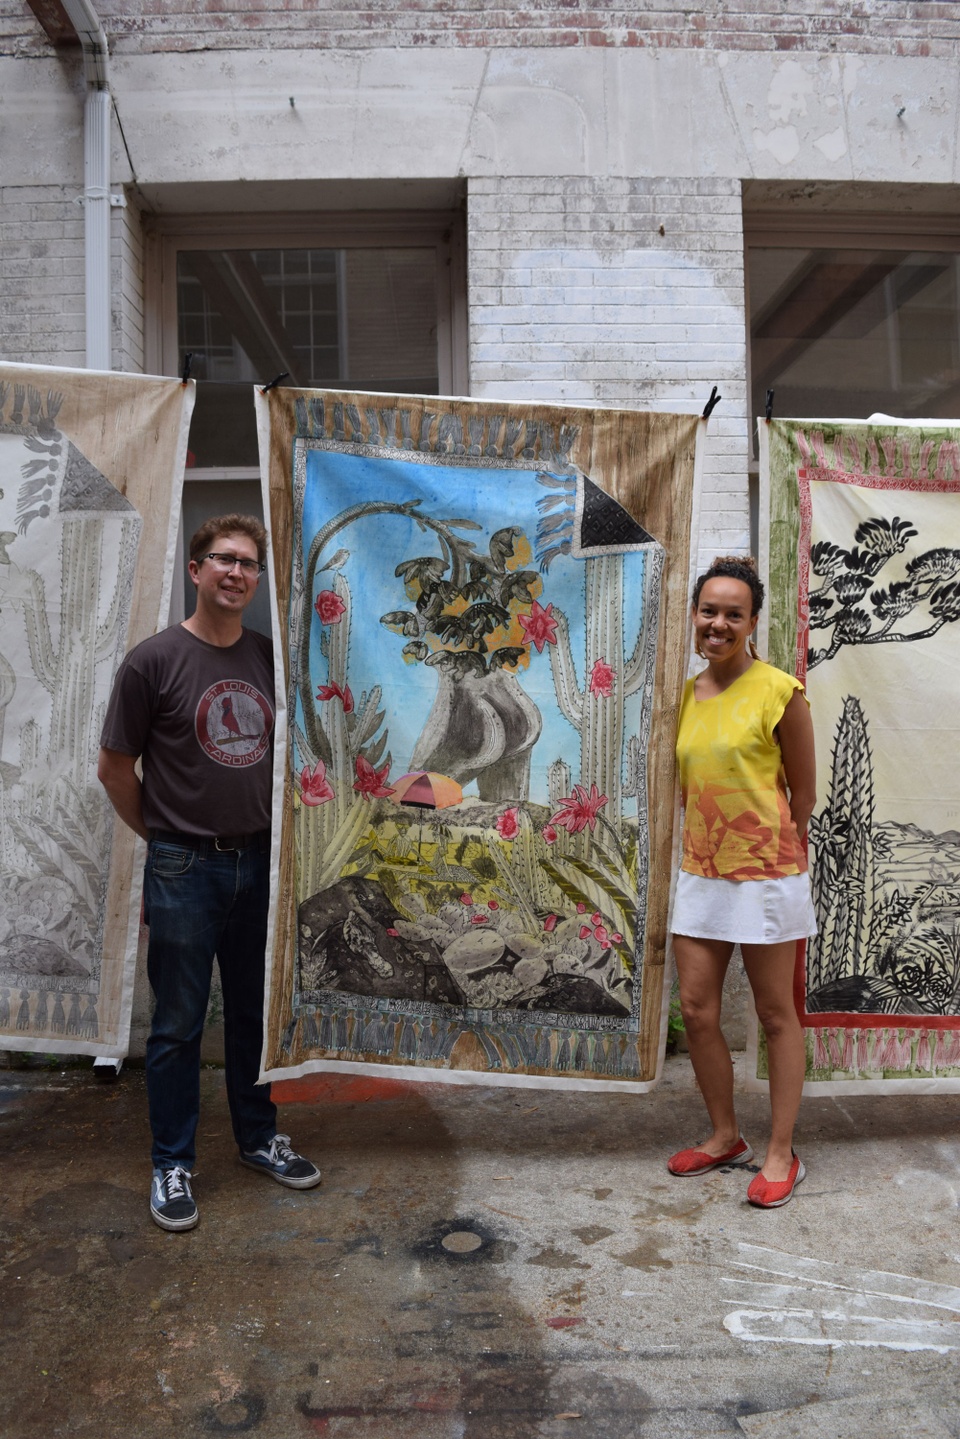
[317,548,350,574]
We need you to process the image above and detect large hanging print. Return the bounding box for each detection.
[758,417,960,1092]
[258,390,699,1088]
[0,364,193,1056]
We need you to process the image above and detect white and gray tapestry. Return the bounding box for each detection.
[0,364,194,1056]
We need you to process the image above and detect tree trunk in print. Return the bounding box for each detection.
[411,668,542,803]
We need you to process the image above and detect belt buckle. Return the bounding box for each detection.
[214,835,238,852]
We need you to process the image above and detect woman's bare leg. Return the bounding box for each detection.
[672,934,739,1153]
[741,939,805,1182]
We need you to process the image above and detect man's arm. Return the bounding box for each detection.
[97,747,149,842]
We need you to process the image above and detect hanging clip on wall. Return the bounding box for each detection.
[181,352,193,385]
[701,386,721,420]
[765,389,775,422]
[260,372,290,394]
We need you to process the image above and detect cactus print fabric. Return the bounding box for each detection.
[0,363,194,1057]
[756,417,960,1093]
[257,389,700,1089]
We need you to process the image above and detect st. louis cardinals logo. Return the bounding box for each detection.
[195,680,272,767]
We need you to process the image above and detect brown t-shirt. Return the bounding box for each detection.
[100,624,275,836]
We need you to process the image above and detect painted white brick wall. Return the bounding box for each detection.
[467,175,752,577]
[0,184,144,373]
[0,187,87,368]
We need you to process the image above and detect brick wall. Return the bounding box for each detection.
[0,186,87,367]
[467,176,750,573]
[0,184,144,372]
[6,1,960,58]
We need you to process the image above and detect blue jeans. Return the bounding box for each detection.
[143,834,277,1170]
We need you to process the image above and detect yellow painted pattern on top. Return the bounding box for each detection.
[676,660,808,880]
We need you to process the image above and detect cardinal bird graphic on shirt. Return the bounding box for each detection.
[215,694,257,745]
[195,680,272,767]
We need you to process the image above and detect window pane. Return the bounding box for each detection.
[749,247,960,439]
[178,247,440,468]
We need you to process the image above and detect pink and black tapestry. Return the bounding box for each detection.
[758,417,960,1092]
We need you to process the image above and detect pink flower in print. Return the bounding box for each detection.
[300,760,335,807]
[611,932,623,944]
[459,893,474,906]
[518,600,559,654]
[589,658,615,698]
[550,783,609,835]
[544,914,558,933]
[471,913,488,925]
[315,589,346,624]
[353,755,395,800]
[542,823,558,845]
[579,925,592,940]
[495,807,520,840]
[387,927,399,937]
[316,680,354,713]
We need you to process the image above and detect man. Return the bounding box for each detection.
[99,514,320,1232]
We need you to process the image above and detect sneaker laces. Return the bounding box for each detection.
[162,1165,191,1199]
[269,1134,296,1164]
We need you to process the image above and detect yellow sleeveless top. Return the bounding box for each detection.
[675,660,808,881]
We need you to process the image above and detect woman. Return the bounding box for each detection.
[667,555,816,1208]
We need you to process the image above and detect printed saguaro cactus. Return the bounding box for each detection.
[808,697,876,991]
[537,476,661,824]
[17,516,139,807]
[296,571,390,896]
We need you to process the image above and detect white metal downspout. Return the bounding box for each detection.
[60,0,112,371]
[59,1,124,1078]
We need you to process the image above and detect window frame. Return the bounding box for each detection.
[744,210,960,439]
[743,210,960,557]
[144,208,468,399]
[144,209,467,625]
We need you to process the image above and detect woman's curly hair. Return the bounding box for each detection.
[692,554,764,616]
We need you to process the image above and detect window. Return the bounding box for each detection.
[746,214,960,444]
[146,210,467,629]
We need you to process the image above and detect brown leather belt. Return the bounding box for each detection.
[149,828,269,854]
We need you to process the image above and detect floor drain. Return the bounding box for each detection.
[441,1230,483,1254]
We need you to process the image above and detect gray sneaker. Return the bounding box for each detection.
[150,1165,198,1231]
[240,1133,321,1189]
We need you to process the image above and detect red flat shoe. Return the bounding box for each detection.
[747,1152,806,1208]
[667,1135,753,1176]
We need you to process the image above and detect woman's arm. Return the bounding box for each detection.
[775,689,817,839]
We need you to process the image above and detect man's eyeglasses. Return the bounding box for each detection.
[201,552,266,576]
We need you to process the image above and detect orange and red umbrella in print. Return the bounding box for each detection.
[390,770,463,811]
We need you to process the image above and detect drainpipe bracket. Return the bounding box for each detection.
[73,191,127,208]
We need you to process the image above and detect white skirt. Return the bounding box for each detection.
[670,869,817,945]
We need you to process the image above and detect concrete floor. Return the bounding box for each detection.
[1,1054,958,1439]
